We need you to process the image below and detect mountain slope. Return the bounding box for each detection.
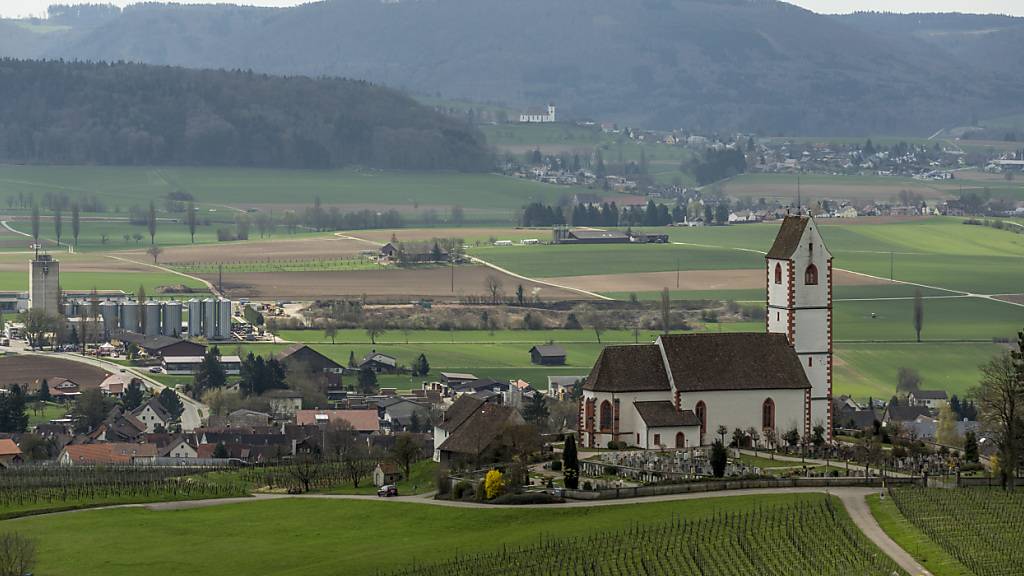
[6,0,1024,135]
[0,58,490,170]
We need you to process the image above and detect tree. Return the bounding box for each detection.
[0,384,29,433]
[187,200,197,243]
[348,350,357,368]
[484,469,506,499]
[324,420,372,488]
[717,425,728,446]
[782,427,800,447]
[324,323,337,344]
[390,432,421,479]
[22,309,56,350]
[415,353,430,376]
[710,439,728,477]
[935,404,960,447]
[146,244,163,264]
[0,532,36,576]
[660,287,671,334]
[913,288,924,342]
[731,427,747,448]
[522,393,550,427]
[964,430,980,463]
[897,367,921,393]
[123,379,144,411]
[53,208,63,246]
[972,343,1024,490]
[213,442,229,459]
[30,203,39,244]
[71,201,81,247]
[365,317,386,345]
[73,388,114,433]
[357,366,378,394]
[158,388,184,420]
[582,306,607,343]
[287,452,322,493]
[194,346,227,397]
[132,232,143,245]
[562,434,579,489]
[484,274,504,304]
[36,379,51,403]
[136,284,147,304]
[147,200,157,244]
[515,284,525,306]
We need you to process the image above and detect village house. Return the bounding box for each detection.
[275,343,345,384]
[59,443,158,466]
[99,374,129,398]
[263,389,304,419]
[161,436,199,459]
[908,390,949,410]
[547,375,585,400]
[295,409,381,434]
[359,350,398,374]
[432,395,524,465]
[132,398,174,433]
[518,103,556,123]
[0,438,23,467]
[378,397,431,432]
[48,378,82,402]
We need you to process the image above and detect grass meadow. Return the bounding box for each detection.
[8,493,844,576]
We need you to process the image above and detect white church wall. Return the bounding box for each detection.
[680,388,806,445]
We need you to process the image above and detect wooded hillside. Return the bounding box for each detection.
[0,59,491,170]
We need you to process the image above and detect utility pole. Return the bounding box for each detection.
[450,256,454,293]
[890,252,894,281]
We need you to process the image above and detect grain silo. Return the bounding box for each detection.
[143,301,162,337]
[187,298,203,338]
[216,298,232,340]
[63,301,76,318]
[121,300,140,333]
[99,301,119,337]
[203,298,217,340]
[163,301,183,337]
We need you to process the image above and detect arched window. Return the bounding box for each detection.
[599,400,613,432]
[675,432,685,448]
[762,398,775,430]
[695,401,706,435]
[774,262,782,284]
[804,264,818,285]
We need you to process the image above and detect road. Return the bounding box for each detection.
[8,487,931,575]
[10,342,206,431]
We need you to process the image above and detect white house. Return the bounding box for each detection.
[161,437,198,459]
[578,214,833,449]
[519,103,556,123]
[131,398,173,433]
[908,390,949,410]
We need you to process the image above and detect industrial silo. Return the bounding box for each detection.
[63,301,76,318]
[216,298,232,340]
[121,300,140,333]
[144,301,162,337]
[163,301,183,337]
[203,298,217,340]
[99,301,119,337]
[187,298,203,338]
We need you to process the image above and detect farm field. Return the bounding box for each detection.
[833,343,1002,399]
[7,493,893,576]
[889,488,1024,576]
[0,355,112,389]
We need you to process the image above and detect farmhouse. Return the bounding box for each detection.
[432,395,524,464]
[59,443,158,466]
[518,103,556,123]
[275,344,344,375]
[908,390,949,410]
[579,214,833,448]
[0,439,23,468]
[295,409,380,433]
[117,332,207,359]
[530,344,567,365]
[359,350,398,373]
[132,398,174,433]
[553,228,630,245]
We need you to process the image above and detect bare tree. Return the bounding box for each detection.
[30,203,40,244]
[660,286,671,334]
[71,201,81,247]
[389,432,422,479]
[484,274,504,304]
[581,306,607,343]
[146,244,163,265]
[365,317,386,345]
[53,208,63,246]
[0,532,36,576]
[287,453,322,493]
[187,200,197,243]
[972,343,1024,491]
[324,421,373,488]
[147,200,157,244]
[324,322,337,344]
[913,288,923,342]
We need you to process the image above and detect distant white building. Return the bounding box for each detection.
[519,103,556,123]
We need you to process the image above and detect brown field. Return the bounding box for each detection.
[548,268,890,293]
[201,265,592,301]
[344,228,547,244]
[131,236,371,265]
[0,355,112,389]
[993,294,1024,305]
[722,179,947,202]
[818,216,935,226]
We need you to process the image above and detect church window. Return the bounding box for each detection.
[808,357,813,367]
[675,432,685,448]
[653,433,661,446]
[774,263,782,284]
[762,398,775,430]
[599,400,613,432]
[804,264,818,285]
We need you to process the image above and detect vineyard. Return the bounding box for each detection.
[0,465,248,519]
[386,496,905,576]
[233,460,374,493]
[891,487,1024,576]
[168,257,381,274]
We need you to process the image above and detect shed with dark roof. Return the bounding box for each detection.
[530,344,567,365]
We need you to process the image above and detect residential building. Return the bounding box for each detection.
[359,350,398,374]
[908,390,949,410]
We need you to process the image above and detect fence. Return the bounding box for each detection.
[561,476,922,501]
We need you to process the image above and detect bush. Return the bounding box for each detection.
[550,460,562,472]
[490,492,564,505]
[484,469,506,500]
[582,481,593,490]
[452,480,473,500]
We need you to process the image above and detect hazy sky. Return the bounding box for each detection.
[2,0,1023,19]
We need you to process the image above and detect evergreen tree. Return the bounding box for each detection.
[123,380,144,411]
[37,379,51,403]
[710,440,728,477]
[415,353,430,376]
[522,393,549,427]
[964,430,979,463]
[194,346,227,396]
[562,434,579,489]
[0,384,29,433]
[213,442,229,459]
[348,350,357,368]
[158,388,184,420]
[357,366,378,394]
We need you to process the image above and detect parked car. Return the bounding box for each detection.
[377,484,398,497]
[149,366,163,373]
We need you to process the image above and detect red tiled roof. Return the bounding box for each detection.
[0,438,22,457]
[61,443,156,465]
[295,409,379,432]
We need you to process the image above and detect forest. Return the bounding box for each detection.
[0,59,492,171]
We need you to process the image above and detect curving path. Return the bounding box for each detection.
[7,486,930,575]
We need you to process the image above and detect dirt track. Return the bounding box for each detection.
[547,268,890,293]
[202,265,593,301]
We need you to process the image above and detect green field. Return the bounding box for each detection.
[834,298,1024,342]
[834,343,1003,400]
[6,493,890,576]
[0,268,206,294]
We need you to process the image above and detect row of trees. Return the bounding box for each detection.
[521,198,731,228]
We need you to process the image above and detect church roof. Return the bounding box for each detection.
[634,401,700,427]
[766,215,809,259]
[659,333,810,392]
[583,345,671,393]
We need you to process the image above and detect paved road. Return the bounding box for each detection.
[11,344,206,431]
[10,487,930,574]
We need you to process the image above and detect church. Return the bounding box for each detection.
[578,215,833,449]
